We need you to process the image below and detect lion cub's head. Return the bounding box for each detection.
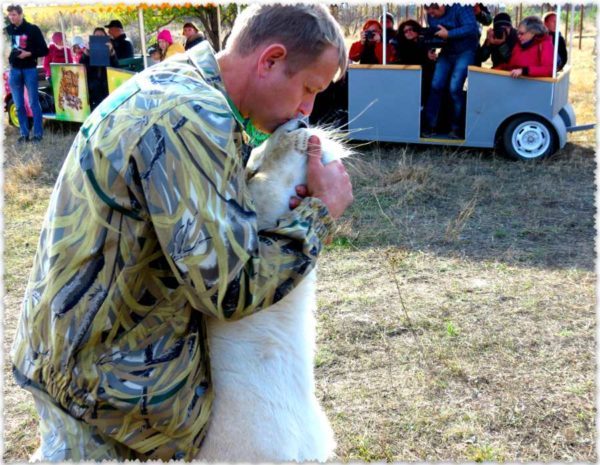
[246,119,351,230]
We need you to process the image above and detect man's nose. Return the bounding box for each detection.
[298,98,315,117]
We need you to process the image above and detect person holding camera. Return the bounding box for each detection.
[349,19,395,65]
[478,12,518,67]
[4,4,48,143]
[395,19,437,104]
[421,3,479,139]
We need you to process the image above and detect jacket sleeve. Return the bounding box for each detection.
[478,42,492,64]
[125,40,134,59]
[349,41,363,62]
[42,46,52,76]
[526,40,554,77]
[446,6,479,40]
[31,25,49,58]
[558,35,568,69]
[494,60,517,71]
[133,105,332,321]
[109,52,119,67]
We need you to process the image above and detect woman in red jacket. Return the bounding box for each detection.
[349,19,395,65]
[495,16,553,78]
[42,32,73,79]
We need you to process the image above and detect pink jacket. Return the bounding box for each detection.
[43,43,74,78]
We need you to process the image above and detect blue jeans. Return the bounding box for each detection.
[9,66,43,138]
[424,49,476,132]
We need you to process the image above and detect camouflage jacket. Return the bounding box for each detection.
[11,42,332,460]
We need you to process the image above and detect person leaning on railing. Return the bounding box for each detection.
[495,16,553,78]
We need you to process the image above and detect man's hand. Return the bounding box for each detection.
[434,25,449,40]
[17,49,31,59]
[427,49,437,61]
[293,135,353,219]
[486,28,506,45]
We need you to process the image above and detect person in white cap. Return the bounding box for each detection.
[71,35,86,63]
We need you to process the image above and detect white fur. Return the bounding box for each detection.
[196,121,349,462]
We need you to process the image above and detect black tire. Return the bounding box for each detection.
[501,115,558,161]
[38,90,54,113]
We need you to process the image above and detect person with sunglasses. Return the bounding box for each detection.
[495,15,553,78]
[395,19,437,105]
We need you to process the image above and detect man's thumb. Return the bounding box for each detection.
[306,135,323,174]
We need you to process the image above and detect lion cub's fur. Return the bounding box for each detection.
[196,121,350,462]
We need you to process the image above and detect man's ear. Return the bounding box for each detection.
[257,43,288,77]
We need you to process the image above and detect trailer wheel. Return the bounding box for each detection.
[502,115,557,161]
[7,97,20,127]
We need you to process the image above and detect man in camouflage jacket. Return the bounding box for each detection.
[11,4,352,461]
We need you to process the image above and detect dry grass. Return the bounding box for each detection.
[2,29,596,464]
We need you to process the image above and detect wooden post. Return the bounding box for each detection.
[405,5,409,20]
[520,4,523,23]
[579,4,584,49]
[564,4,570,40]
[541,4,544,16]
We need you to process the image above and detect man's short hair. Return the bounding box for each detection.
[183,22,198,31]
[542,11,557,23]
[6,4,23,14]
[226,4,348,81]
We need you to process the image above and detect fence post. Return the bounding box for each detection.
[579,3,584,49]
[564,4,570,40]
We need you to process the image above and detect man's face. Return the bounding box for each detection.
[107,27,120,38]
[385,18,393,30]
[545,15,556,32]
[183,26,196,38]
[7,10,23,26]
[247,45,339,134]
[426,6,445,18]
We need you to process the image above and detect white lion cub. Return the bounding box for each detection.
[196,119,350,462]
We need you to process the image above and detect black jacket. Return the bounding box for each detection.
[111,33,134,60]
[5,19,48,69]
[550,32,568,70]
[79,51,119,110]
[478,27,519,67]
[185,33,205,51]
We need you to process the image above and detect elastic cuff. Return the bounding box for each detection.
[296,197,333,244]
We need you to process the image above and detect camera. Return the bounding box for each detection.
[9,48,21,61]
[418,26,446,47]
[493,26,506,40]
[364,30,376,40]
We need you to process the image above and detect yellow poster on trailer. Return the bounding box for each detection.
[107,67,136,94]
[50,64,91,122]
